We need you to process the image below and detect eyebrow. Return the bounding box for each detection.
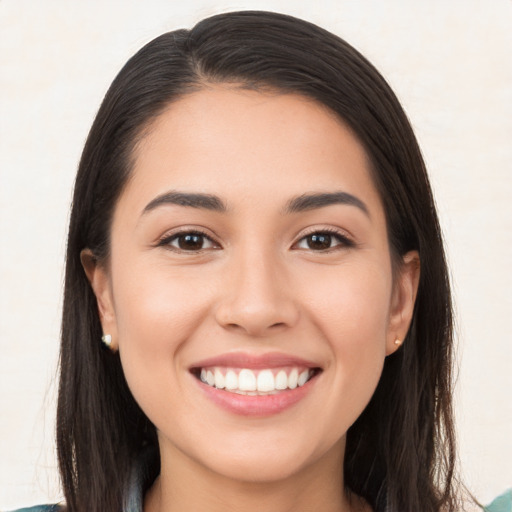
[142,191,227,214]
[141,190,369,217]
[285,192,369,216]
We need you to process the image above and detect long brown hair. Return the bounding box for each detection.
[58,11,459,511]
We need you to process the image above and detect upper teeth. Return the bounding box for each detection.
[199,367,312,394]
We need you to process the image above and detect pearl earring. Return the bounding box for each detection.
[394,338,402,346]
[101,334,112,348]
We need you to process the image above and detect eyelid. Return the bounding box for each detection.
[154,225,354,252]
[156,226,222,251]
[292,226,356,251]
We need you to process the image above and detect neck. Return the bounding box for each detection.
[144,438,367,512]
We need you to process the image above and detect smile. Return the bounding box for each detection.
[198,367,315,395]
[190,352,322,416]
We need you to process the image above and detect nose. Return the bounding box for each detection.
[214,250,300,337]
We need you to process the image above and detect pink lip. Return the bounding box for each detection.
[195,373,319,416]
[189,351,322,417]
[190,351,320,370]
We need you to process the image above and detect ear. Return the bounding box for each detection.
[80,249,118,350]
[386,250,420,355]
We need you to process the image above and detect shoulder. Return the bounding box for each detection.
[5,505,64,512]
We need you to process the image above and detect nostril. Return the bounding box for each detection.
[225,323,244,331]
[223,321,288,335]
[215,295,300,335]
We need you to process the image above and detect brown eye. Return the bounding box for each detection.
[306,233,332,250]
[294,231,354,251]
[177,234,205,250]
[163,231,217,251]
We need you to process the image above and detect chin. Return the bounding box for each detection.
[188,431,342,485]
[205,452,311,483]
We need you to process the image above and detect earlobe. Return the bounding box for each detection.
[80,249,118,350]
[386,251,420,355]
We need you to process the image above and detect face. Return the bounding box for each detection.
[85,87,419,485]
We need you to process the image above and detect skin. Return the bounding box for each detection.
[83,87,420,512]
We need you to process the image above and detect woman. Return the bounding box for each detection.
[10,10,485,512]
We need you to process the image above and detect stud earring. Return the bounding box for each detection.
[101,334,112,348]
[394,338,402,346]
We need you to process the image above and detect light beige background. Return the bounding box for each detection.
[1,0,511,508]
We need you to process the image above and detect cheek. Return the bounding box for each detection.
[110,259,213,405]
[304,261,391,415]
[305,259,392,341]
[113,256,214,341]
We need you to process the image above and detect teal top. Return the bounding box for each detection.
[5,507,62,512]
[7,508,62,512]
[485,489,512,512]
[5,448,511,512]
[7,491,512,512]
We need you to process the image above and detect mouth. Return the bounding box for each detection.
[191,366,321,395]
[189,352,322,416]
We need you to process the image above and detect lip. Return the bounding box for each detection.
[190,351,321,370]
[196,376,318,416]
[189,351,322,417]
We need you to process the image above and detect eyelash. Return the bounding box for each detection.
[157,229,219,252]
[292,228,355,252]
[157,228,355,253]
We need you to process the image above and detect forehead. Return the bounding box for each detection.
[121,87,383,216]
